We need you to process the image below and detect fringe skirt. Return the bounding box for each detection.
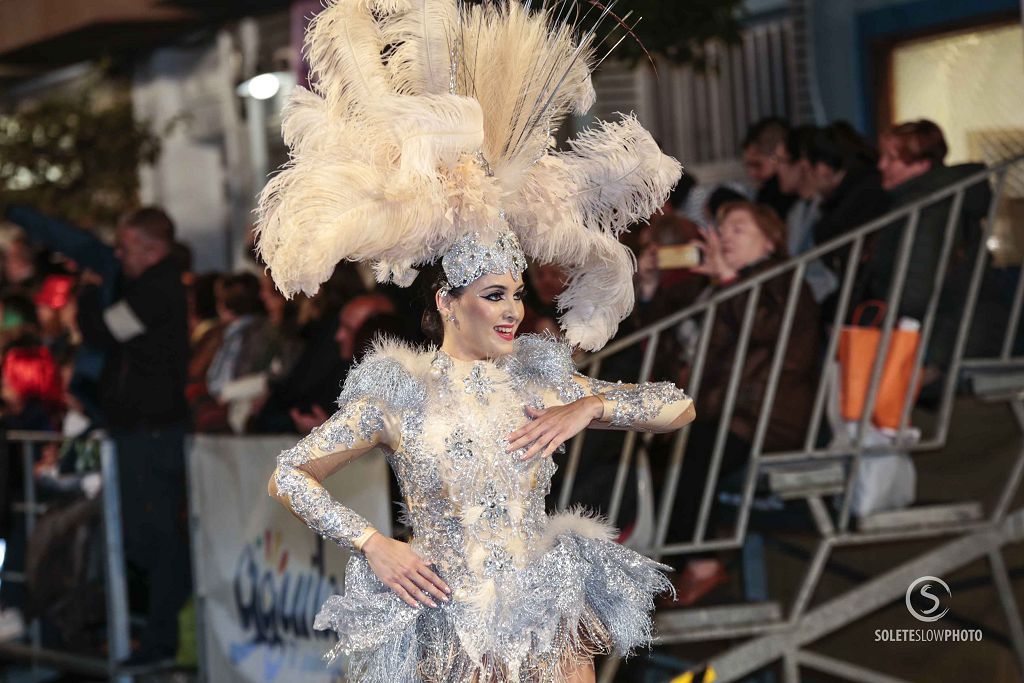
[314,511,673,682]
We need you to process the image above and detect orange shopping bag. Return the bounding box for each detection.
[838,302,922,430]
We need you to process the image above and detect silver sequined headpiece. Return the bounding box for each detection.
[440,231,527,292]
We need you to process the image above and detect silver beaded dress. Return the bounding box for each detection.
[272,334,692,682]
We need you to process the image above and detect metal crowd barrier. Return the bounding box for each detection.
[0,432,132,683]
[565,153,1024,682]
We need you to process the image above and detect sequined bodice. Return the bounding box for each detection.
[391,351,567,588]
[273,334,691,592]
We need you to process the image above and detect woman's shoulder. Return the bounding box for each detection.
[338,336,432,410]
[505,333,578,385]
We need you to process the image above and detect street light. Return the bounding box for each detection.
[235,71,290,100]
[235,71,295,196]
[247,72,281,100]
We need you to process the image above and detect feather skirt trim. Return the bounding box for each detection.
[314,511,672,682]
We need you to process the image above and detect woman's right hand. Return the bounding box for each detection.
[690,226,737,283]
[362,534,451,608]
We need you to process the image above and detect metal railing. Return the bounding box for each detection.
[0,432,131,683]
[562,153,1024,682]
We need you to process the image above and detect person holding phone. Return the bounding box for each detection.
[664,201,822,606]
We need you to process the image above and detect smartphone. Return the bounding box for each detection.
[656,244,703,270]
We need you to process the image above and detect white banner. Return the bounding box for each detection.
[187,435,392,683]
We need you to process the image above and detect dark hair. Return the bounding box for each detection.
[315,262,367,319]
[742,116,790,154]
[170,241,193,273]
[418,262,466,345]
[669,172,698,210]
[706,186,747,219]
[219,273,264,317]
[885,119,948,167]
[831,120,878,167]
[1,293,39,329]
[192,272,220,320]
[352,312,414,362]
[803,126,847,171]
[783,125,818,164]
[119,207,175,245]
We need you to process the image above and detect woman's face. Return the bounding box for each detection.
[438,271,525,360]
[718,209,774,271]
[878,135,930,190]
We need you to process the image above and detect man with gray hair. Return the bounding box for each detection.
[76,207,190,668]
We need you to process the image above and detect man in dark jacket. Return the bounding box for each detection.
[862,120,997,370]
[741,117,798,221]
[76,207,190,666]
[806,125,889,275]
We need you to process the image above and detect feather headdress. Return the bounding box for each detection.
[256,0,682,351]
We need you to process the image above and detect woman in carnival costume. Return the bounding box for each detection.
[261,0,694,680]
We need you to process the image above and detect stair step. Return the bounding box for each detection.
[655,602,782,641]
[768,463,845,499]
[858,502,984,533]
[969,370,1024,398]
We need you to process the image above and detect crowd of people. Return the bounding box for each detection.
[0,113,1004,658]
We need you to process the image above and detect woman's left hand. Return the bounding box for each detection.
[507,397,604,460]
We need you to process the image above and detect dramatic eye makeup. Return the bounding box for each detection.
[482,286,526,302]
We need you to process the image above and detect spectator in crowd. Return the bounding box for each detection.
[0,341,65,637]
[185,273,225,416]
[667,201,821,606]
[284,292,395,436]
[1,343,63,430]
[742,116,798,221]
[519,263,565,337]
[249,265,367,434]
[4,205,121,423]
[0,294,40,351]
[170,241,193,284]
[862,119,999,380]
[775,126,840,304]
[34,274,77,364]
[194,273,285,433]
[205,274,276,399]
[832,119,880,169]
[335,292,396,364]
[671,173,705,226]
[1,235,42,295]
[636,213,704,309]
[704,186,748,225]
[350,312,416,363]
[75,207,190,666]
[631,213,705,385]
[806,124,888,277]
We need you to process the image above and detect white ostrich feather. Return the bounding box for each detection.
[381,0,461,95]
[373,93,484,176]
[463,2,595,189]
[305,0,392,114]
[280,87,392,165]
[556,235,637,350]
[559,114,682,234]
[506,116,680,349]
[257,0,682,353]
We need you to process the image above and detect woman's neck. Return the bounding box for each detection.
[439,339,487,363]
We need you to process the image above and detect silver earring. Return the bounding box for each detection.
[447,312,458,323]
